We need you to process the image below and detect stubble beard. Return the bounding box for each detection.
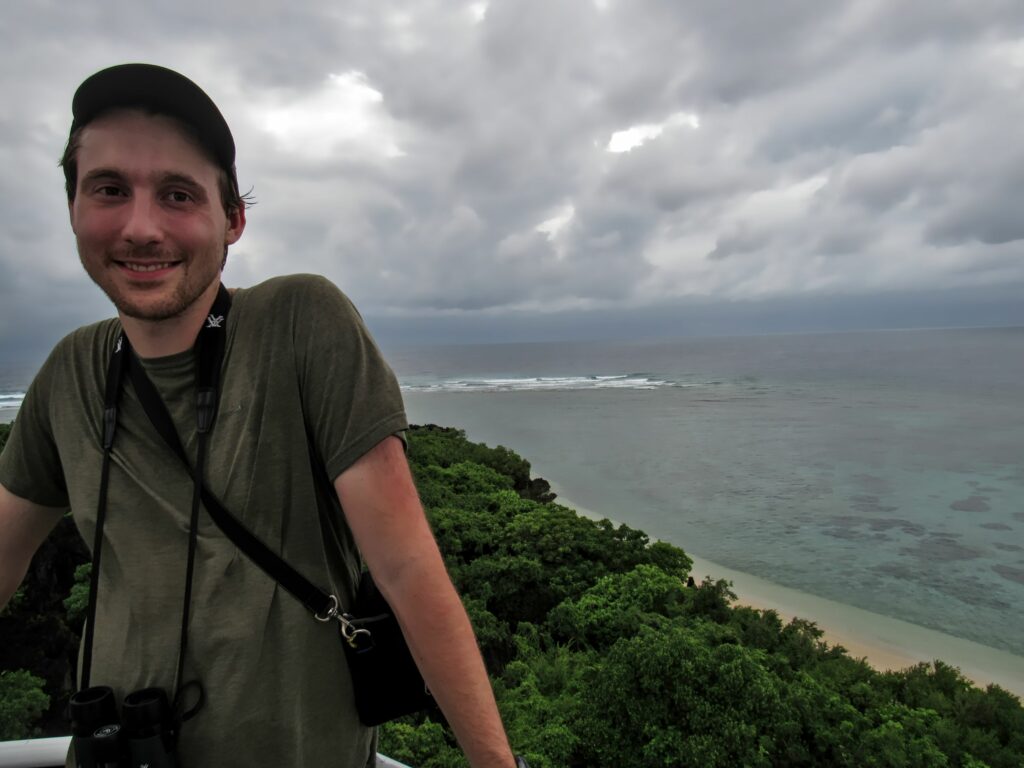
[81,244,222,322]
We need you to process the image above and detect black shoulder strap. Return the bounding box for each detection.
[128,295,335,619]
[81,331,129,689]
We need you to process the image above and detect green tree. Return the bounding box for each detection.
[854,704,950,768]
[547,564,686,649]
[493,629,586,768]
[378,719,467,768]
[415,461,514,512]
[0,669,50,740]
[63,563,92,629]
[575,623,785,767]
[683,576,736,624]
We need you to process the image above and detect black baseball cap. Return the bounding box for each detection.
[70,63,235,173]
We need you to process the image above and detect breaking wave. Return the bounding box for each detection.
[0,392,25,407]
[401,374,679,393]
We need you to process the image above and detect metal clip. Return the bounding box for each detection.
[337,613,374,650]
[314,594,339,623]
[315,595,373,648]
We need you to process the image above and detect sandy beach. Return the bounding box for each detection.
[688,552,1024,697]
[554,487,1024,699]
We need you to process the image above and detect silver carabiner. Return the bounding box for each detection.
[314,594,339,623]
[337,613,374,649]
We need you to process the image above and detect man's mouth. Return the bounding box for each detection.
[117,261,180,273]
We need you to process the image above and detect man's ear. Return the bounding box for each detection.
[68,199,77,234]
[225,205,246,246]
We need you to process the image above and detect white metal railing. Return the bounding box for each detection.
[0,738,411,767]
[0,738,67,768]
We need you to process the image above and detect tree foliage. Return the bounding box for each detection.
[63,563,92,629]
[0,670,49,740]
[3,420,1022,766]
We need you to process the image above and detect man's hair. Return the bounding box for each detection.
[60,108,247,218]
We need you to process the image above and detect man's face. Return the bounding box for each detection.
[69,109,244,322]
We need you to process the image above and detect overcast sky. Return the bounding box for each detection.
[2,1,1023,359]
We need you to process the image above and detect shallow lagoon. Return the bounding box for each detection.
[395,327,1024,661]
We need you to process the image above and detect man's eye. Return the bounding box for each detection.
[166,190,194,204]
[96,185,124,196]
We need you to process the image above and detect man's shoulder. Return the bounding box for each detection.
[234,274,362,323]
[238,273,348,302]
[49,318,121,361]
[25,318,120,400]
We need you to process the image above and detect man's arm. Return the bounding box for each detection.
[0,483,66,610]
[335,436,516,768]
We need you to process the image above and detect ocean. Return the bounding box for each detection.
[388,327,1024,659]
[3,327,1022,663]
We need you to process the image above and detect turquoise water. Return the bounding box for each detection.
[390,328,1024,655]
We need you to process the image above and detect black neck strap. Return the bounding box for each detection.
[81,333,129,689]
[82,285,232,722]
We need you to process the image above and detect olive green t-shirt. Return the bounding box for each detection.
[0,274,408,767]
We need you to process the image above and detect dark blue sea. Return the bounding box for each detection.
[4,327,1023,659]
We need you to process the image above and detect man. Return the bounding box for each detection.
[0,63,521,767]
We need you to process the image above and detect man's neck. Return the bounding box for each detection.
[119,281,221,359]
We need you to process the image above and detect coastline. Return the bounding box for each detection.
[552,485,1024,699]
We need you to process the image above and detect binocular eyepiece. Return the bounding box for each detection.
[69,686,178,768]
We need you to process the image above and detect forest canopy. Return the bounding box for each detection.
[1,421,1022,766]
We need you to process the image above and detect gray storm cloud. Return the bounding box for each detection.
[2,0,1024,356]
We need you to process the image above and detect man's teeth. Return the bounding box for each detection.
[123,262,175,272]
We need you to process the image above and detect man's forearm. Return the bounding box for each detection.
[385,550,515,768]
[335,438,517,767]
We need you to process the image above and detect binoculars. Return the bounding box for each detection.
[69,686,178,768]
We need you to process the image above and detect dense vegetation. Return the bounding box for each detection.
[2,421,1022,765]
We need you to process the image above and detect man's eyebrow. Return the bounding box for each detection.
[160,173,210,200]
[80,168,126,185]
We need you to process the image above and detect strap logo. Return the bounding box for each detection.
[115,336,123,354]
[206,314,225,329]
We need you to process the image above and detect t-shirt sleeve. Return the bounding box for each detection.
[0,344,70,508]
[288,276,408,482]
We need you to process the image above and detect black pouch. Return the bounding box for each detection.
[340,571,435,726]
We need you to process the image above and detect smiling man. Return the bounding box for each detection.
[0,64,521,767]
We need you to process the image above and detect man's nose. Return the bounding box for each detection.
[121,195,162,245]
